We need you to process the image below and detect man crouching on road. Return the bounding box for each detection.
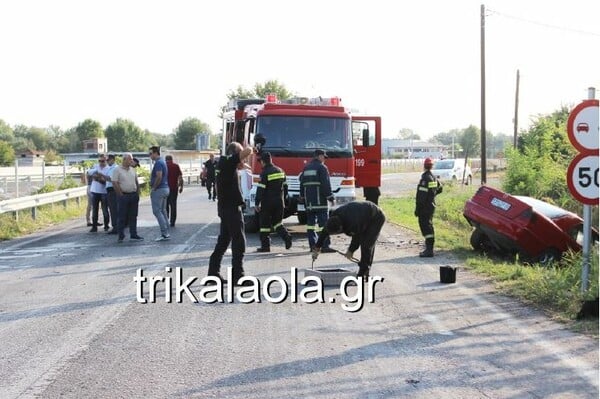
[311,201,386,281]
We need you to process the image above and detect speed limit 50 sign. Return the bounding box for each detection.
[567,153,599,205]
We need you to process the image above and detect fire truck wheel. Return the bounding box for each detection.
[244,215,259,233]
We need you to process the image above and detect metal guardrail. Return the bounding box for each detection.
[0,177,148,219]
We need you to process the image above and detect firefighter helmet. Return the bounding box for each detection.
[424,157,434,167]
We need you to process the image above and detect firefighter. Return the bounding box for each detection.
[311,201,386,281]
[254,152,292,252]
[299,149,335,252]
[415,157,443,257]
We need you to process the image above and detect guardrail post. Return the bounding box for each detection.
[13,210,19,222]
[15,159,19,198]
[42,162,46,186]
[31,206,36,220]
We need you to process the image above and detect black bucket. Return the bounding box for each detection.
[439,266,457,284]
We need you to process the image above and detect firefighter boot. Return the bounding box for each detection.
[276,225,292,250]
[419,238,434,258]
[256,233,270,253]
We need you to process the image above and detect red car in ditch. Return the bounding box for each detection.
[463,186,598,265]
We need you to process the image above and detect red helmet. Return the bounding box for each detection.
[424,157,434,167]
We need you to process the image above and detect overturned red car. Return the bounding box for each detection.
[463,186,598,265]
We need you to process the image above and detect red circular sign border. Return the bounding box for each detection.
[567,99,599,153]
[567,152,599,205]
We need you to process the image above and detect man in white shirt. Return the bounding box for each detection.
[87,155,110,232]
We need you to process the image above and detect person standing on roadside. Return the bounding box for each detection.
[254,152,292,252]
[203,153,218,201]
[104,154,119,234]
[112,153,143,243]
[149,146,170,241]
[299,149,335,252]
[415,157,443,257]
[87,155,110,232]
[165,155,183,227]
[206,142,254,286]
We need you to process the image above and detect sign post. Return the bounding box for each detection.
[566,89,598,293]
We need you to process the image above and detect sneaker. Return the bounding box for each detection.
[155,234,171,242]
[321,247,336,253]
[107,230,118,235]
[130,235,144,241]
[285,237,292,250]
[117,236,124,243]
[89,227,98,233]
[256,247,270,253]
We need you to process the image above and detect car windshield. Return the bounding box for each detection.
[433,160,454,170]
[515,196,570,220]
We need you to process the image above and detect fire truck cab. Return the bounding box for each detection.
[221,95,381,232]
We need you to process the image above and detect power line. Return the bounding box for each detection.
[487,7,600,38]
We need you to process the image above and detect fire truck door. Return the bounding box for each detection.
[352,116,381,188]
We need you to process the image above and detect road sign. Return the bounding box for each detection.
[567,153,599,205]
[567,99,599,153]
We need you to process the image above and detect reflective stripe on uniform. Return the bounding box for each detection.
[306,205,328,210]
[274,222,283,229]
[303,181,321,186]
[314,226,322,232]
[257,183,266,188]
[424,234,434,239]
[303,170,318,176]
[427,181,438,189]
[260,228,271,233]
[418,186,428,192]
[306,225,316,230]
[267,172,285,181]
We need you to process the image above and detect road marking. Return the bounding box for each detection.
[421,314,455,336]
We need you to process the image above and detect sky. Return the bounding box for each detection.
[0,0,598,140]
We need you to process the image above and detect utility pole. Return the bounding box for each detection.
[480,4,487,184]
[513,69,520,148]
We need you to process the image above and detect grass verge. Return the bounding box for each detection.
[379,184,599,337]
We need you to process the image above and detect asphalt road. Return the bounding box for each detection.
[0,179,597,398]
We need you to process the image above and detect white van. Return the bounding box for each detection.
[432,158,472,185]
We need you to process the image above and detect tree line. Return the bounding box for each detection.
[0,117,214,166]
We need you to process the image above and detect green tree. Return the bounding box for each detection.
[75,119,104,145]
[0,119,14,143]
[25,127,50,151]
[459,125,481,159]
[0,140,15,166]
[150,132,173,149]
[503,107,576,208]
[227,79,294,100]
[174,118,211,150]
[105,118,147,152]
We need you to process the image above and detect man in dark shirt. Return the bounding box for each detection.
[165,155,183,227]
[207,142,254,286]
[203,153,218,201]
[312,201,386,281]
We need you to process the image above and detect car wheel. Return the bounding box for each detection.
[470,229,488,251]
[538,248,561,266]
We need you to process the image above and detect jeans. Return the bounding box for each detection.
[151,187,170,236]
[117,192,139,238]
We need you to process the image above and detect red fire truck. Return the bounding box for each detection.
[221,94,381,232]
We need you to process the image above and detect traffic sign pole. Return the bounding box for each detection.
[581,88,596,293]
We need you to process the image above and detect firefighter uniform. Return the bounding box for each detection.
[300,149,333,250]
[415,158,443,257]
[207,145,248,282]
[315,201,386,280]
[255,152,292,252]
